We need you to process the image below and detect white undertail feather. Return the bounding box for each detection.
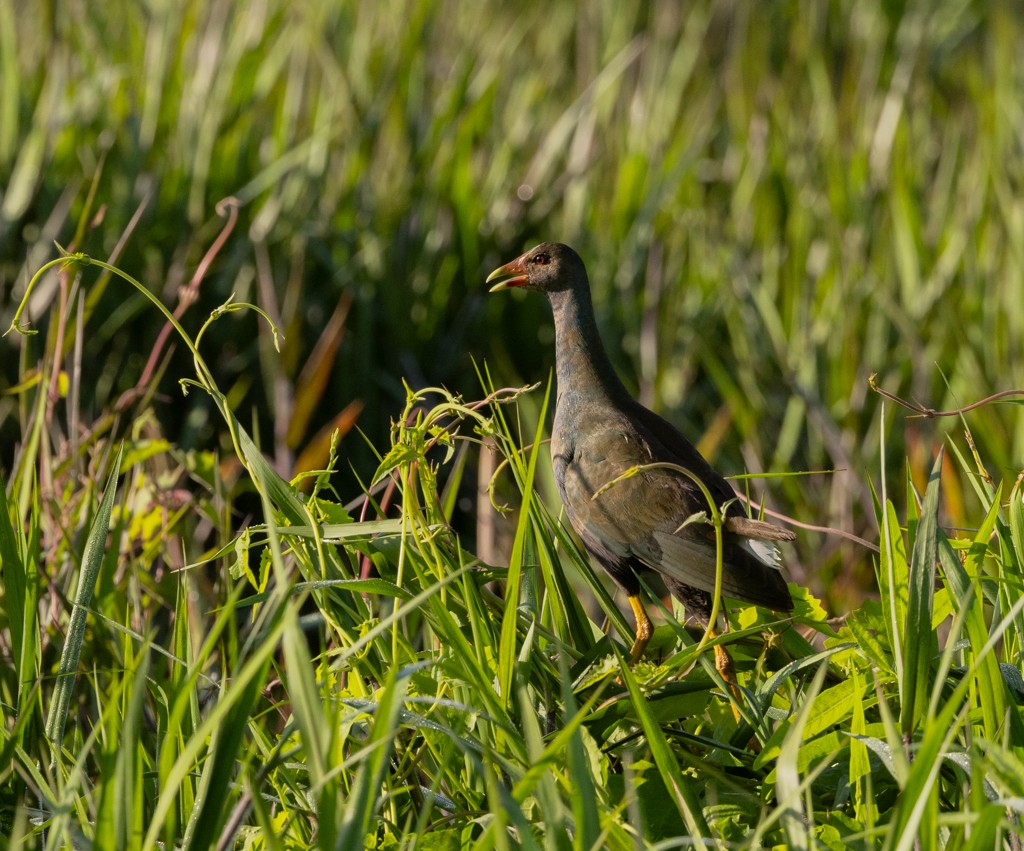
[739,538,784,570]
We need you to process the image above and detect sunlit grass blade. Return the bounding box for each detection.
[877,495,909,694]
[884,592,1024,850]
[774,663,829,850]
[960,805,1005,851]
[181,646,273,851]
[498,379,551,708]
[101,642,151,850]
[47,666,132,844]
[559,656,601,850]
[900,450,940,736]
[281,614,337,846]
[615,648,711,846]
[142,606,288,850]
[756,670,860,772]
[45,442,125,751]
[0,468,38,718]
[847,666,878,831]
[517,686,571,849]
[336,664,410,849]
[937,512,1008,743]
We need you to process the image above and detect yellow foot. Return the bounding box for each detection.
[714,643,743,723]
[627,594,653,664]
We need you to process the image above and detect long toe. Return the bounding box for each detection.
[714,644,743,723]
[627,594,654,664]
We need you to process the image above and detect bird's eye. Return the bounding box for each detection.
[532,253,549,265]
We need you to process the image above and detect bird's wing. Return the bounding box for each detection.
[556,407,793,611]
[628,400,797,542]
[636,530,794,611]
[624,400,739,504]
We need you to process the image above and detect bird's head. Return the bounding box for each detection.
[486,242,585,294]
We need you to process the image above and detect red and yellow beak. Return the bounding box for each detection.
[486,254,529,291]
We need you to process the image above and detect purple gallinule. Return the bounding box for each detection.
[488,242,793,687]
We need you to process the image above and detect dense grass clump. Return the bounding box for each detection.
[3,0,1024,846]
[2,255,1024,846]
[3,1,1024,608]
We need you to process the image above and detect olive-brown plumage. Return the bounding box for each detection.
[488,242,793,664]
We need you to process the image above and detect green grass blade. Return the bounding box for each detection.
[113,642,151,850]
[900,450,940,736]
[0,469,38,713]
[560,657,600,850]
[878,496,909,695]
[143,607,288,850]
[884,592,1024,850]
[961,805,1004,851]
[336,664,410,849]
[775,663,829,850]
[937,523,1007,742]
[45,441,125,750]
[182,645,274,851]
[498,378,551,708]
[615,649,711,845]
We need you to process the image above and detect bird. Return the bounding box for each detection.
[487,242,794,692]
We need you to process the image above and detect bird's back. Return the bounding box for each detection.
[552,390,792,612]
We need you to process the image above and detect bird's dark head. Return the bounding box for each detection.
[486,243,586,294]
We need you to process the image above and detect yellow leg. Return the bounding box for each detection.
[709,627,743,722]
[627,594,653,664]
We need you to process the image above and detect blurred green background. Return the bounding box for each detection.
[2,0,1023,611]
